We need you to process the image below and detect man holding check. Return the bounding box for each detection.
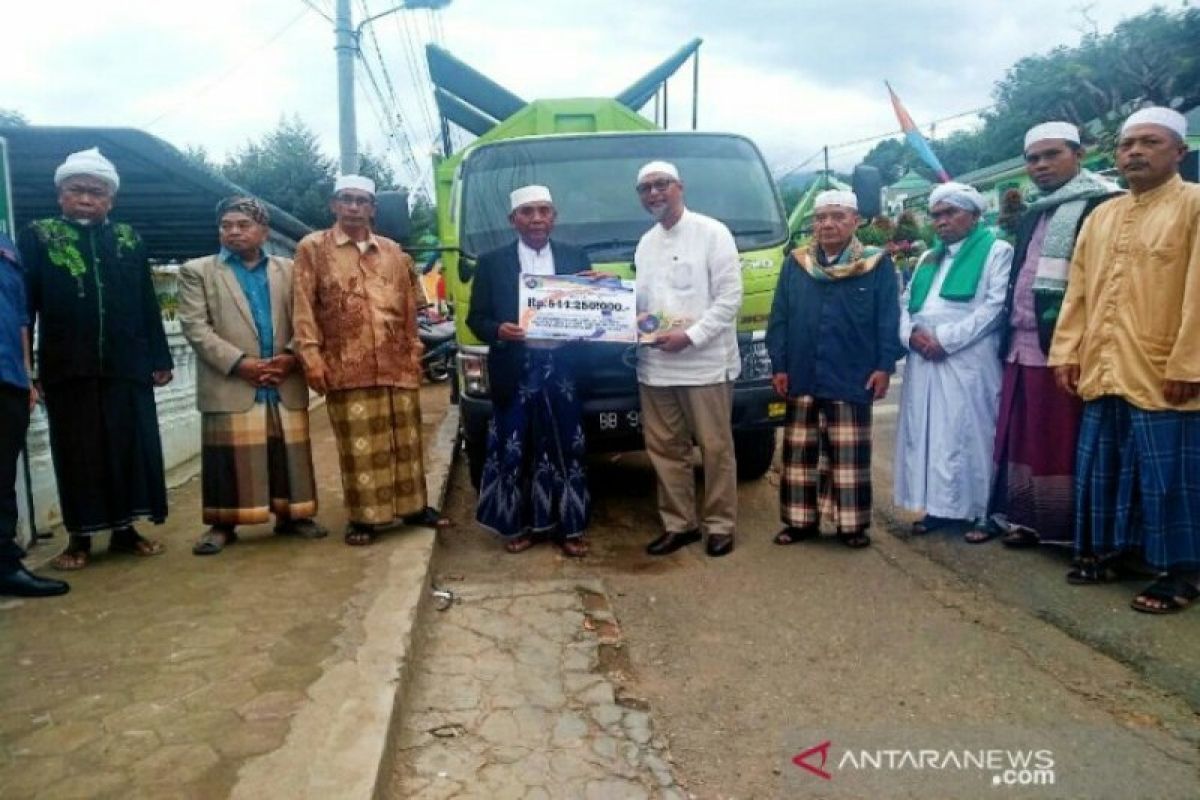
[633,161,743,558]
[467,185,593,556]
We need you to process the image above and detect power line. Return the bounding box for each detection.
[773,103,994,178]
[394,11,439,148]
[143,7,312,129]
[356,49,423,185]
[298,0,332,23]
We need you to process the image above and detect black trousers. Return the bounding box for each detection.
[0,384,30,567]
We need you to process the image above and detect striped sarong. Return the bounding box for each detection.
[1075,396,1200,572]
[326,387,427,526]
[201,403,317,526]
[781,396,873,533]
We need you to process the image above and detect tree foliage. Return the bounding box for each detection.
[858,5,1199,183]
[217,116,400,229]
[0,109,28,127]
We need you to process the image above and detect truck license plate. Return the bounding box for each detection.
[595,410,641,433]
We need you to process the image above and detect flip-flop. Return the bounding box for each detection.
[1130,576,1200,615]
[344,525,377,546]
[964,527,996,544]
[50,549,90,571]
[192,529,237,556]
[774,526,818,545]
[559,538,589,558]
[109,535,164,557]
[504,535,535,554]
[836,531,871,549]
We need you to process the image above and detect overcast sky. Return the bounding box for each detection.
[5,0,1169,189]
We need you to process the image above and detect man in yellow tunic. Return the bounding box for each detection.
[1049,107,1200,614]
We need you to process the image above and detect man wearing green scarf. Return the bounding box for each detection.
[895,182,1013,536]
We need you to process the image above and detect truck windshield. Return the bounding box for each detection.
[459,133,787,261]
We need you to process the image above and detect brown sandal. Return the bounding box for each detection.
[51,549,90,571]
[559,538,589,558]
[504,535,535,554]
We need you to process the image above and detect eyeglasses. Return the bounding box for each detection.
[636,178,676,195]
[62,184,112,199]
[334,194,374,207]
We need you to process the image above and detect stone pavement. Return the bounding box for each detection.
[385,580,687,800]
[0,385,453,800]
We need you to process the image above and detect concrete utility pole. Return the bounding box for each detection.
[336,0,358,174]
[334,0,451,175]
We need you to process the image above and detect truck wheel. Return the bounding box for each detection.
[734,428,776,481]
[466,436,486,490]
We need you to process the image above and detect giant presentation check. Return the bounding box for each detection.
[518,274,637,342]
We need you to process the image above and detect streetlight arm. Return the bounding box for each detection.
[354,0,450,37]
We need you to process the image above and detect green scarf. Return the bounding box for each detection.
[907,224,996,312]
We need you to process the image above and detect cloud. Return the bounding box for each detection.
[3,0,1167,185]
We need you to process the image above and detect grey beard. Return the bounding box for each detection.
[648,205,668,222]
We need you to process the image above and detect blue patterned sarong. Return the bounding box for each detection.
[476,349,590,540]
[1074,396,1200,571]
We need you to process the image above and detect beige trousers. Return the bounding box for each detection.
[638,382,737,536]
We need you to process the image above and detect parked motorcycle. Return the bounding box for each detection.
[418,309,457,383]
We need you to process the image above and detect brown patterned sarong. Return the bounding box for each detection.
[201,404,318,526]
[326,387,427,525]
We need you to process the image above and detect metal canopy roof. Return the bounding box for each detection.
[0,126,311,261]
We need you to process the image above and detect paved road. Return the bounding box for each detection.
[421,372,1200,799]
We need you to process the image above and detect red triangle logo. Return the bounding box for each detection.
[792,740,833,780]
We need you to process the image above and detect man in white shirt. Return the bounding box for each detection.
[634,161,743,557]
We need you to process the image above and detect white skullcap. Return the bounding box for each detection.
[814,189,858,212]
[54,147,119,192]
[334,174,376,196]
[929,181,986,214]
[1120,106,1188,139]
[1024,121,1080,151]
[509,184,553,211]
[636,161,679,184]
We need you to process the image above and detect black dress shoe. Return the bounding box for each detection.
[706,534,735,557]
[0,565,70,597]
[646,529,701,556]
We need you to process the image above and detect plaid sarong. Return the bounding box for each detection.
[201,404,317,526]
[781,396,873,533]
[326,387,427,526]
[1075,396,1200,572]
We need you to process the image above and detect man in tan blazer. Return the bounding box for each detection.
[178,196,324,554]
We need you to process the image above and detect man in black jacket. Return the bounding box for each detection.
[466,185,593,557]
[18,148,173,571]
[967,122,1120,547]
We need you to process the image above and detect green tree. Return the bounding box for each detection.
[861,138,911,185]
[222,116,337,227]
[856,5,1200,181]
[0,109,28,127]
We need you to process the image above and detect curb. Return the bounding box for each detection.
[230,404,460,800]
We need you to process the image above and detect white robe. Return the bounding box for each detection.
[894,236,1013,521]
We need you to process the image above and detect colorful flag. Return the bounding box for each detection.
[886,82,951,183]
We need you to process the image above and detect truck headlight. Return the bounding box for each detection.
[457,351,489,396]
[740,339,772,380]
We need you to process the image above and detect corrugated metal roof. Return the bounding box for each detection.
[0,126,311,260]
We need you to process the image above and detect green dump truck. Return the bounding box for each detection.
[422,41,875,487]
